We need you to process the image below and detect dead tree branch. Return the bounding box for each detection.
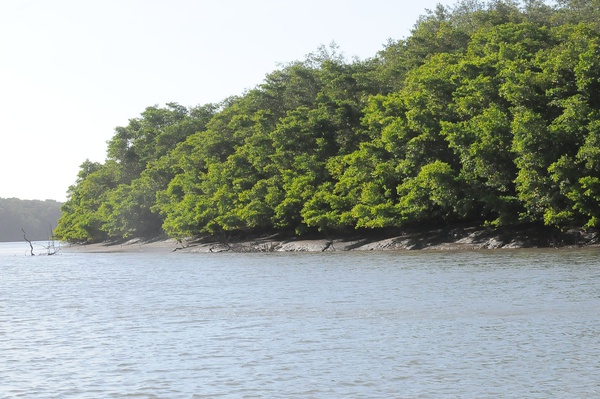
[22,228,35,256]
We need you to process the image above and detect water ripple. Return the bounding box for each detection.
[1,248,599,397]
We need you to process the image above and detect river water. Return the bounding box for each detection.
[1,242,599,398]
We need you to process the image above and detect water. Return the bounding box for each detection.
[1,242,599,398]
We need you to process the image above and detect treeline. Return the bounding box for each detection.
[55,0,600,243]
[0,198,62,242]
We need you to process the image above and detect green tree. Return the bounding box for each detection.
[54,160,120,242]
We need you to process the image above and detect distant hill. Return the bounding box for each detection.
[0,198,62,242]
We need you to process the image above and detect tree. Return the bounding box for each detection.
[56,1,600,242]
[54,160,120,242]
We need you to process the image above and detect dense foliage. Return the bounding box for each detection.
[55,0,600,242]
[0,198,62,242]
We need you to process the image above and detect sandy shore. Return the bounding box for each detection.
[61,225,599,254]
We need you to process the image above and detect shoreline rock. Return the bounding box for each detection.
[62,224,600,254]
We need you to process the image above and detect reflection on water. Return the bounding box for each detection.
[0,241,62,256]
[1,246,599,398]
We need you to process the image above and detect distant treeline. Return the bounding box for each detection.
[0,198,62,242]
[55,0,600,243]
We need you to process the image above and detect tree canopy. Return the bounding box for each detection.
[0,198,62,242]
[54,0,600,243]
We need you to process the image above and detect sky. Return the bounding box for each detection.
[0,0,457,202]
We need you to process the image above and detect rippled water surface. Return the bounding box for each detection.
[1,242,600,398]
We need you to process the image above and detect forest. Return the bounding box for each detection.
[54,0,600,243]
[0,198,62,242]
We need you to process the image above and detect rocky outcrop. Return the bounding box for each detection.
[175,224,599,253]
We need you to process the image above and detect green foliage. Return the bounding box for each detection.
[397,161,459,223]
[55,0,600,242]
[55,160,120,242]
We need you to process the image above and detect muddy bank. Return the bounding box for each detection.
[63,224,600,254]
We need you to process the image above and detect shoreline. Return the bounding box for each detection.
[61,224,600,254]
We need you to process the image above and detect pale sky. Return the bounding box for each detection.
[1,0,457,202]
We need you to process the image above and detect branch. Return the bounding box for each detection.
[22,228,35,256]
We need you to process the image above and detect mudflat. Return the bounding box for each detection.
[61,224,599,254]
